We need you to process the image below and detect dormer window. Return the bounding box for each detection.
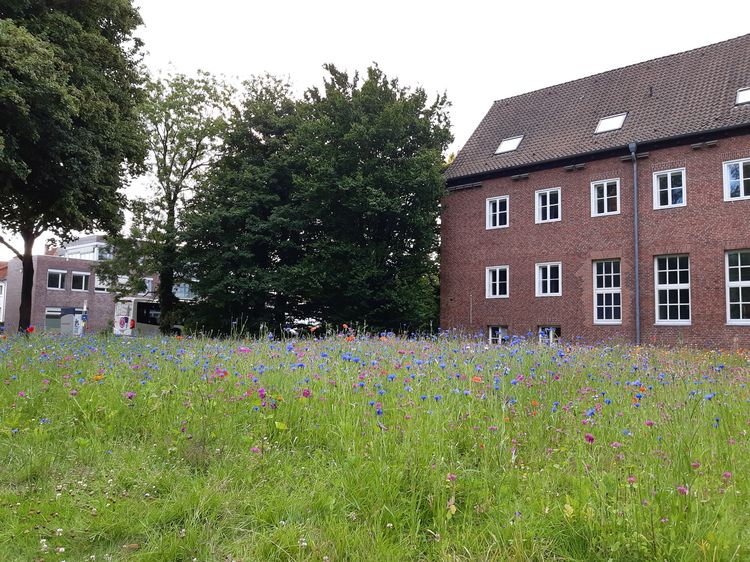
[595,113,627,134]
[737,88,750,105]
[495,135,523,154]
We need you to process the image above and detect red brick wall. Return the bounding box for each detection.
[440,133,750,348]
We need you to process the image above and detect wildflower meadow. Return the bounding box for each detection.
[1,333,748,561]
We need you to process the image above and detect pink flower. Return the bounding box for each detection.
[610,441,623,448]
[691,461,701,469]
[645,420,654,427]
[676,485,688,495]
[251,447,261,454]
[722,471,732,480]
[124,391,136,400]
[584,433,595,444]
[301,388,311,398]
[446,473,457,482]
[627,475,636,484]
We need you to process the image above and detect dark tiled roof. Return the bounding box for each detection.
[446,34,750,183]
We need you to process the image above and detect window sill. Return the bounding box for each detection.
[591,211,621,217]
[536,293,562,298]
[726,321,750,326]
[653,203,687,210]
[535,218,562,225]
[486,295,509,299]
[486,225,509,230]
[594,321,622,325]
[654,322,691,327]
[71,289,89,292]
[724,195,750,202]
[47,287,65,291]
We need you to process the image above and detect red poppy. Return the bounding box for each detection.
[25,326,35,334]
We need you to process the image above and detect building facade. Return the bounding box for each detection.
[441,35,750,347]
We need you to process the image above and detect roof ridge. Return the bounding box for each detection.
[491,33,750,106]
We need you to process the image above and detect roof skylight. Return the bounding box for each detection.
[737,88,750,105]
[595,113,627,134]
[495,135,524,154]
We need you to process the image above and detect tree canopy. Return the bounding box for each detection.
[0,1,146,329]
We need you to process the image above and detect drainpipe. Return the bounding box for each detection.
[629,142,641,346]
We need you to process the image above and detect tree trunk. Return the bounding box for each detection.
[158,204,177,335]
[18,234,36,332]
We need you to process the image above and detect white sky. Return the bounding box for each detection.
[2,0,749,260]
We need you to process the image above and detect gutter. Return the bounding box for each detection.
[629,142,641,346]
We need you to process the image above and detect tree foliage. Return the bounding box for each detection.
[0,1,145,329]
[96,72,230,332]
[182,65,451,334]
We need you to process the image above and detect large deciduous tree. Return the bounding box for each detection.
[180,75,301,334]
[97,72,230,333]
[182,65,451,334]
[0,2,145,331]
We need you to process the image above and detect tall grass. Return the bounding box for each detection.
[0,333,747,560]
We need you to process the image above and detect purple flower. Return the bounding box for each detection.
[722,471,732,480]
[584,433,595,444]
[610,441,623,448]
[676,485,688,495]
[645,420,654,427]
[124,391,136,400]
[301,388,311,398]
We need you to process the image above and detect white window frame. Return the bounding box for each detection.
[593,259,622,325]
[538,326,561,345]
[488,326,508,344]
[590,178,620,217]
[726,250,750,325]
[595,113,627,134]
[71,271,90,292]
[653,168,686,209]
[737,88,750,105]
[535,188,561,224]
[723,158,750,201]
[536,262,562,297]
[94,275,109,293]
[485,266,509,299]
[47,269,66,290]
[654,255,691,326]
[486,195,509,229]
[495,135,523,154]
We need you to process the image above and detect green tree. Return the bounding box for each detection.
[0,2,145,331]
[290,64,452,331]
[97,72,230,333]
[180,75,302,334]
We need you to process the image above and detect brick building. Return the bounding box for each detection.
[441,34,750,347]
[4,236,164,334]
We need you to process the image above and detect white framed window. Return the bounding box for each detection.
[47,270,66,290]
[486,196,509,229]
[737,88,750,105]
[45,307,62,331]
[655,255,691,325]
[726,250,750,325]
[723,158,750,201]
[94,275,109,293]
[593,259,622,324]
[536,262,562,297]
[488,326,508,344]
[591,179,620,216]
[71,272,90,291]
[538,326,561,345]
[595,113,627,133]
[535,188,560,223]
[653,168,686,209]
[495,135,523,154]
[486,266,509,298]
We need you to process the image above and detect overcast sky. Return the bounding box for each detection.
[2,0,749,259]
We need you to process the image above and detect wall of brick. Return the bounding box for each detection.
[5,256,155,335]
[440,133,750,348]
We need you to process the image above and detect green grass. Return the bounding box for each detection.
[0,333,748,561]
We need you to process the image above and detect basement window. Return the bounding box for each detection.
[495,135,523,154]
[595,113,627,134]
[737,88,750,105]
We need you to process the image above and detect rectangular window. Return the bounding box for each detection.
[486,196,509,229]
[536,262,562,296]
[591,179,620,216]
[655,255,690,324]
[653,168,686,209]
[488,326,508,344]
[594,259,622,324]
[538,326,561,345]
[94,275,109,292]
[727,250,750,324]
[71,272,90,291]
[486,266,509,298]
[47,270,66,290]
[535,188,561,223]
[45,307,62,331]
[723,158,750,201]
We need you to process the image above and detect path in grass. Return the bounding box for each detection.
[0,334,748,560]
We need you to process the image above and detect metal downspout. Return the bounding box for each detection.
[629,142,641,346]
